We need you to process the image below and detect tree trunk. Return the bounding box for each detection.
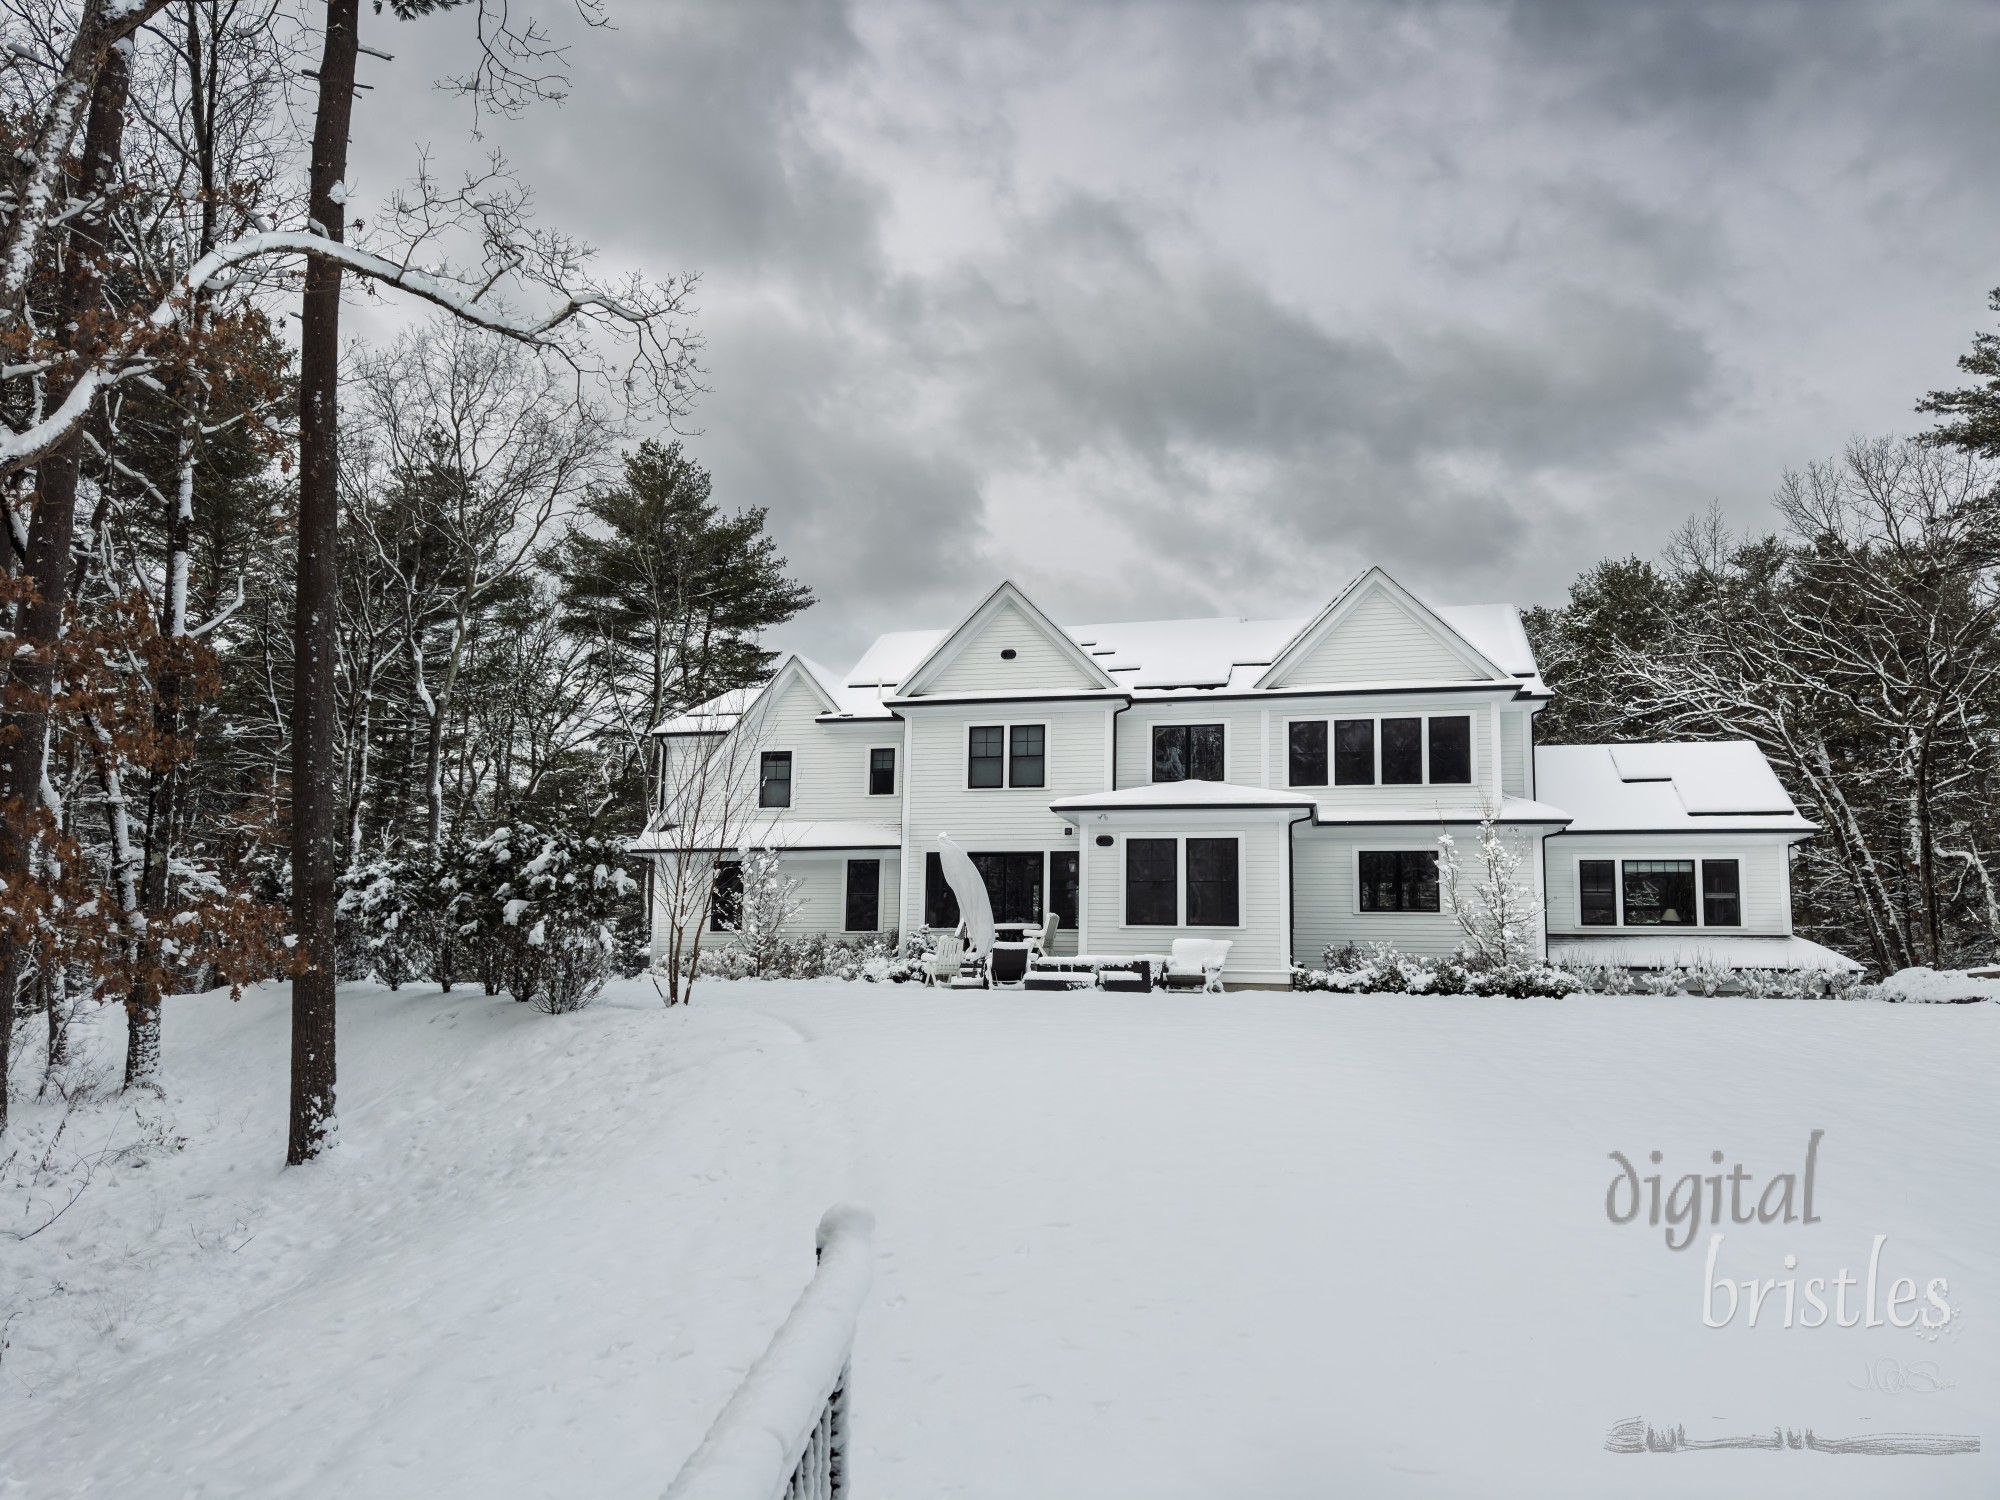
[289,0,359,1165]
[0,38,131,1136]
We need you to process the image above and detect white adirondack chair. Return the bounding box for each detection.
[1162,938,1231,993]
[923,933,967,986]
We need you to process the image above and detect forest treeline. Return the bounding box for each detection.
[1526,291,2000,975]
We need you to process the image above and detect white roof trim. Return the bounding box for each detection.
[1253,566,1512,689]
[895,580,1121,698]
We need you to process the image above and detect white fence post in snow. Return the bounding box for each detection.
[663,1205,875,1500]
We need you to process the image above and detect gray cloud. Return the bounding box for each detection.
[348,0,2000,668]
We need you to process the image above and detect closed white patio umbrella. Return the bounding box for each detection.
[935,833,995,958]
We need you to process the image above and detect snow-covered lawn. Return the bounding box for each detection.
[2,979,1994,1499]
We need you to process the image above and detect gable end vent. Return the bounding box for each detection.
[1000,648,1017,659]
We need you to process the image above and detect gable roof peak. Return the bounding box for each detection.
[895,578,1120,697]
[1254,565,1511,689]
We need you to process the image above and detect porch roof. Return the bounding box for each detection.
[1049,781,1322,815]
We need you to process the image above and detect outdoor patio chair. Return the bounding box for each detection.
[923,933,967,986]
[1162,938,1232,993]
[1025,911,1059,958]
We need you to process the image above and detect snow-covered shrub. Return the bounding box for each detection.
[694,932,905,982]
[1682,956,1737,997]
[1860,966,2000,1004]
[1566,963,1642,996]
[337,853,436,989]
[454,823,638,1011]
[1295,944,1579,998]
[724,846,805,976]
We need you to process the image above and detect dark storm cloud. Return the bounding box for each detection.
[348,0,2000,667]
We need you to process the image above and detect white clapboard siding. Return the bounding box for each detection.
[898,699,1115,933]
[1543,833,1791,936]
[1290,827,1476,961]
[921,603,1099,695]
[1081,821,1288,982]
[1118,702,1273,789]
[1279,587,1483,684]
[741,679,904,825]
[1500,709,1525,797]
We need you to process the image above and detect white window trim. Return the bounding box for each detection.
[1349,842,1446,917]
[1141,718,1229,785]
[1281,712,1477,790]
[963,720,1050,791]
[1116,832,1245,930]
[757,745,799,811]
[865,743,898,797]
[1571,853,1745,930]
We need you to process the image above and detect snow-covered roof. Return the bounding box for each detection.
[1300,793,1572,826]
[652,686,760,736]
[1049,781,1323,814]
[1536,742,1816,834]
[846,594,1542,694]
[630,818,903,854]
[1549,933,1861,973]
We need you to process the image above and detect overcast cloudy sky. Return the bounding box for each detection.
[350,0,2000,669]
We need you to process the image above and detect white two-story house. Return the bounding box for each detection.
[635,567,1856,986]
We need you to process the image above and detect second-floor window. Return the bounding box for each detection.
[759,751,792,808]
[968,724,1046,788]
[1289,714,1475,788]
[1152,723,1224,782]
[869,746,896,796]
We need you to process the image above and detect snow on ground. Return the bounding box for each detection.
[2,979,1995,1499]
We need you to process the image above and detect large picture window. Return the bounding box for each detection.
[1125,838,1178,925]
[1288,720,1328,787]
[844,859,880,932]
[709,861,743,932]
[1702,860,1741,927]
[971,851,1044,923]
[758,751,792,808]
[1427,716,1472,784]
[1186,838,1240,926]
[1380,717,1423,785]
[925,852,960,928]
[1334,719,1375,785]
[1153,723,1224,782]
[1622,860,1696,926]
[1579,859,1616,926]
[1358,850,1440,912]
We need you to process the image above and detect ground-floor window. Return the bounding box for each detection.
[1622,860,1696,926]
[925,848,1054,928]
[1124,836,1242,927]
[1051,850,1080,932]
[1577,856,1745,927]
[1579,859,1616,925]
[709,860,742,932]
[845,859,881,932]
[1357,849,1440,912]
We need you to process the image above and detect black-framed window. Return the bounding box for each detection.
[1334,719,1375,785]
[1381,717,1423,785]
[759,751,792,808]
[968,725,1004,788]
[868,747,896,796]
[1702,859,1741,927]
[971,851,1044,923]
[1623,859,1695,926]
[1051,850,1080,932]
[924,852,960,928]
[1126,838,1178,925]
[709,860,743,932]
[844,859,880,932]
[1153,723,1224,783]
[1358,850,1440,912]
[1186,838,1240,926]
[1579,859,1617,926]
[1289,720,1328,787]
[1009,724,1046,788]
[1427,716,1472,784]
